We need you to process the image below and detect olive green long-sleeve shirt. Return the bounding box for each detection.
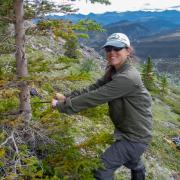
[57,62,152,144]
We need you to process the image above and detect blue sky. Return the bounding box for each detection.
[52,0,180,14]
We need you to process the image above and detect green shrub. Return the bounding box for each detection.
[64,71,91,81]
[64,37,81,59]
[0,97,18,113]
[58,56,79,64]
[80,59,96,73]
[172,108,180,115]
[0,58,16,80]
[79,104,109,120]
[171,86,180,95]
[41,83,54,93]
[160,97,180,115]
[29,55,50,73]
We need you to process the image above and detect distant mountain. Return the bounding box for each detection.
[104,20,150,40]
[133,30,180,59]
[47,10,180,38]
[80,21,180,58]
[48,10,180,26]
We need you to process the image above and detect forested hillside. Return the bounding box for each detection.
[0,0,180,179]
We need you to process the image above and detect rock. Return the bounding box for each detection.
[172,172,180,180]
[162,121,179,129]
[79,44,106,70]
[144,156,175,180]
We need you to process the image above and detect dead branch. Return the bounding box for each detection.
[0,16,15,23]
[0,135,12,147]
[11,131,21,173]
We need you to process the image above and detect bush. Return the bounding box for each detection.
[58,56,79,64]
[80,59,96,73]
[0,99,18,113]
[64,37,81,59]
[0,57,16,80]
[64,71,91,81]
[29,55,50,73]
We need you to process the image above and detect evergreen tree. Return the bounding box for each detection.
[0,0,111,179]
[142,56,155,91]
[14,0,32,122]
[64,36,80,58]
[64,19,105,58]
[160,74,168,96]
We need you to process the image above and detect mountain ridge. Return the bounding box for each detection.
[48,10,180,26]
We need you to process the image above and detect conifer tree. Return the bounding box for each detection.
[142,56,155,91]
[64,19,105,58]
[1,0,108,120]
[160,74,168,96]
[14,0,32,122]
[64,36,79,58]
[0,0,111,178]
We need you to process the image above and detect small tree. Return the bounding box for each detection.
[0,0,111,178]
[160,74,168,96]
[142,56,155,91]
[14,0,32,122]
[64,36,80,58]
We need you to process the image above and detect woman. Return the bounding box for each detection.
[51,33,152,180]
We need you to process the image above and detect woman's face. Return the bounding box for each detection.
[106,47,130,68]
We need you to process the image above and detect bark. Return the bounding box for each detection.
[14,0,31,122]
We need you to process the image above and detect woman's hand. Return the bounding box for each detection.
[51,99,58,109]
[51,93,66,109]
[54,93,66,101]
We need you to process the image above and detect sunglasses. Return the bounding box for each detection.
[104,46,125,52]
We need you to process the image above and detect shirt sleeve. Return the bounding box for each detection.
[56,74,136,115]
[64,75,107,98]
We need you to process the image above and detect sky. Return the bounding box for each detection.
[52,0,180,14]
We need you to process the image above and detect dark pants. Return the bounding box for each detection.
[94,140,147,180]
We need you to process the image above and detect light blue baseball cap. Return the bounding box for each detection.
[102,33,130,48]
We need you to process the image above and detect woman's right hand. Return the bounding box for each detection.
[54,93,66,102]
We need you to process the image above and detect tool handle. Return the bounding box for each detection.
[32,101,51,104]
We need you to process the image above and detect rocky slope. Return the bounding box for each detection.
[0,34,179,179]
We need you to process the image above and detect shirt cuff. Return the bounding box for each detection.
[56,97,76,115]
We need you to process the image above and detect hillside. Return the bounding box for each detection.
[0,35,180,179]
[134,30,180,59]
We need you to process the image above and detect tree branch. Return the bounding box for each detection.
[11,131,21,173]
[0,16,15,23]
[0,135,12,147]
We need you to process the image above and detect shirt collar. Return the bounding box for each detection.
[115,60,130,73]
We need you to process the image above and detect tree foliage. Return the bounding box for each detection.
[160,74,168,96]
[0,0,112,179]
[141,56,156,91]
[0,0,11,32]
[141,56,170,97]
[36,18,104,58]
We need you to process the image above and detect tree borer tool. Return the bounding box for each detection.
[30,87,51,104]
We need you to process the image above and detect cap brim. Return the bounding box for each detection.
[102,41,127,49]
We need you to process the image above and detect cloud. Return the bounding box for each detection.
[52,0,180,14]
[170,5,180,8]
[144,3,150,6]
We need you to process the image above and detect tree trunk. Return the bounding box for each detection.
[14,0,31,122]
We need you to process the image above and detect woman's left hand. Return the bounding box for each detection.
[51,99,58,109]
